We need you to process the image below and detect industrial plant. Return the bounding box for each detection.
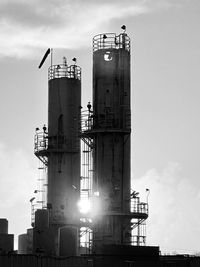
[0,28,199,266]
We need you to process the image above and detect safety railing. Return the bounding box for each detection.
[93,33,130,52]
[48,64,81,80]
[81,110,131,133]
[80,227,93,254]
[131,233,146,246]
[34,131,48,153]
[81,110,93,132]
[131,197,148,215]
[35,132,80,152]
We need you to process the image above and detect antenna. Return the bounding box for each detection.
[72,57,77,65]
[38,48,51,69]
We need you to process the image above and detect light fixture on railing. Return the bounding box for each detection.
[121,25,126,32]
[72,57,77,64]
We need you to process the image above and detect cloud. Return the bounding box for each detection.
[0,0,190,58]
[0,0,150,58]
[0,2,63,28]
[133,162,200,254]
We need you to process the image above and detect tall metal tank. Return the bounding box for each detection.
[18,234,28,254]
[92,32,132,252]
[0,218,8,234]
[47,64,81,227]
[0,218,14,253]
[35,63,81,230]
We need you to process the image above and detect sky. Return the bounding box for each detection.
[0,0,199,254]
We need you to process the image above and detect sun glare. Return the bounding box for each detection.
[78,199,91,214]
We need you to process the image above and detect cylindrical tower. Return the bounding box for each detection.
[18,234,28,254]
[35,63,81,230]
[0,218,8,234]
[47,64,81,226]
[92,33,131,252]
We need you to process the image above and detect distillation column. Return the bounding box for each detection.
[34,62,82,256]
[92,33,131,252]
[47,64,81,228]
